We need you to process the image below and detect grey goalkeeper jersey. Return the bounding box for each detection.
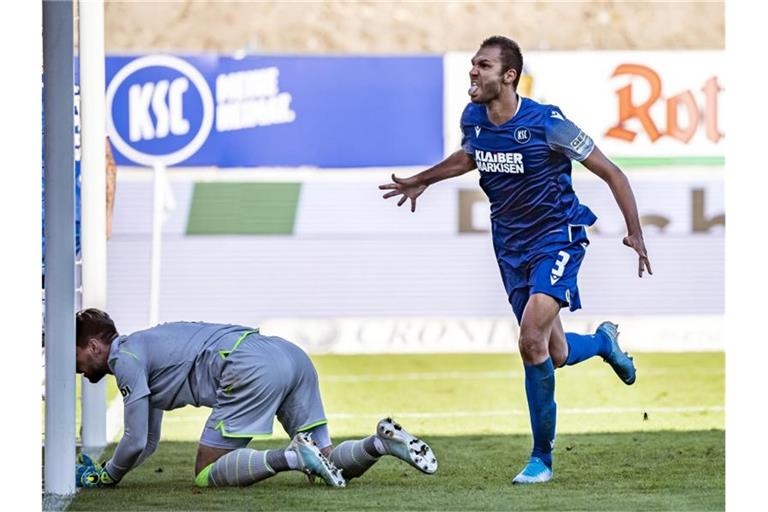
[108,322,255,410]
[104,322,256,481]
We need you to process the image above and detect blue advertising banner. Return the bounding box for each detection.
[105,54,444,168]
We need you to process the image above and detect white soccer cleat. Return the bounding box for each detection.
[376,417,437,474]
[288,432,346,487]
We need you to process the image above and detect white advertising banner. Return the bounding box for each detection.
[260,315,723,354]
[444,51,725,161]
[108,169,723,353]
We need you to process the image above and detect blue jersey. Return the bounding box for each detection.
[461,97,597,252]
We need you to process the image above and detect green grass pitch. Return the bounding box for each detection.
[68,352,724,511]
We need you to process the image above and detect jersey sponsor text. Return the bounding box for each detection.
[474,150,524,174]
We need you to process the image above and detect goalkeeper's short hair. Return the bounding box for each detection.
[76,308,118,347]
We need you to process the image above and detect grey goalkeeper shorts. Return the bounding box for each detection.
[199,333,327,449]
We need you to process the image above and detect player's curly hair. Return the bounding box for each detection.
[480,35,523,89]
[76,308,118,347]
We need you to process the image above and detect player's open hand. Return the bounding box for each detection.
[622,234,652,277]
[379,174,427,213]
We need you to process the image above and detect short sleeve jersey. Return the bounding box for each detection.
[107,322,254,410]
[460,96,597,251]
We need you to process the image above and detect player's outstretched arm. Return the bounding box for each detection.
[102,397,152,485]
[133,408,164,468]
[379,150,476,212]
[76,398,152,488]
[582,147,652,277]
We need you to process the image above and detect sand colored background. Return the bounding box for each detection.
[102,1,724,53]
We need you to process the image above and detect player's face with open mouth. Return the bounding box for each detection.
[469,46,505,103]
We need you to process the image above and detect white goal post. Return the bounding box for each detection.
[79,0,108,454]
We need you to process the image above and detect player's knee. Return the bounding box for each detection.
[518,330,548,362]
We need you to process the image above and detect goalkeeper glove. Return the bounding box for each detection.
[75,452,98,485]
[75,453,117,488]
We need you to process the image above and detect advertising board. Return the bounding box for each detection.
[106,55,444,167]
[444,51,724,163]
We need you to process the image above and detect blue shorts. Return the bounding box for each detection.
[493,224,589,324]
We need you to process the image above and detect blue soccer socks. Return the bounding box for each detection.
[563,322,636,383]
[523,358,556,469]
[564,329,612,366]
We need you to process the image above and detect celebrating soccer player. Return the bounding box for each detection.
[379,36,651,484]
[74,309,437,489]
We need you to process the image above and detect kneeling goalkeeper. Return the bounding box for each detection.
[74,309,437,488]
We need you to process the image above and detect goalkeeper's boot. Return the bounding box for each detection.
[598,321,636,385]
[288,432,346,487]
[512,457,553,484]
[376,417,437,474]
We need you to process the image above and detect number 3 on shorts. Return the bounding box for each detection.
[552,250,570,278]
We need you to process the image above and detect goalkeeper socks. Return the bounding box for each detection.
[564,331,611,366]
[267,450,292,472]
[305,423,332,451]
[198,448,290,487]
[524,358,556,469]
[329,436,382,480]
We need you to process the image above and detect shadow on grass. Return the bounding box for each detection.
[66,430,724,511]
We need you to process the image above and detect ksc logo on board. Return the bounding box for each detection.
[106,55,214,166]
